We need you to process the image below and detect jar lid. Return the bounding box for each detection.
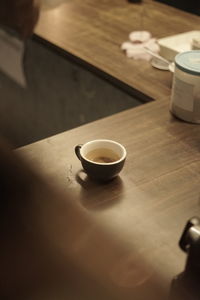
[175,50,200,76]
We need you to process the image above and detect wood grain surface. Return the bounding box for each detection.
[15,2,200,298]
[17,98,200,299]
[35,0,200,101]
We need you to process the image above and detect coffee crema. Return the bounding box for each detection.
[85,148,120,163]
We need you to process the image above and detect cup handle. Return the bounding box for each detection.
[75,144,83,160]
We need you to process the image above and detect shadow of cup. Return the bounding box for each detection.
[76,170,124,211]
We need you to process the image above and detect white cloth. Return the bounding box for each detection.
[121,31,160,61]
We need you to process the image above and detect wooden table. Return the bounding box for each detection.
[16,1,200,299]
[18,99,200,299]
[35,0,200,102]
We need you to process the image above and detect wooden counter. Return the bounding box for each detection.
[15,1,200,299]
[18,99,200,299]
[35,0,200,101]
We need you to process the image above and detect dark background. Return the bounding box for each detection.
[155,0,200,16]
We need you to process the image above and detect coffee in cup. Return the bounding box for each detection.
[85,148,120,163]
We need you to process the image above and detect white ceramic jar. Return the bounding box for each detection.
[170,50,200,123]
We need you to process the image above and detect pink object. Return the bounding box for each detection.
[144,38,160,53]
[121,41,143,51]
[121,31,160,61]
[129,31,151,43]
[127,48,152,61]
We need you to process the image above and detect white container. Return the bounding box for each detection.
[170,50,200,123]
[158,31,200,61]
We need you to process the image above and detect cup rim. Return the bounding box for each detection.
[80,139,127,165]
